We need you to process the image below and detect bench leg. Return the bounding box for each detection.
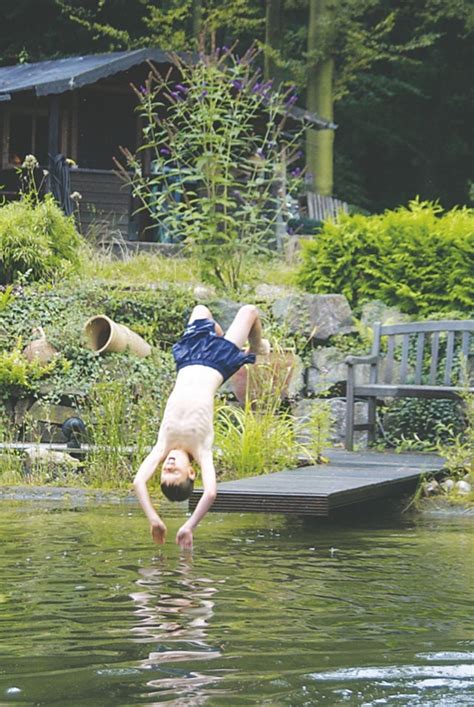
[367,396,377,445]
[345,367,355,451]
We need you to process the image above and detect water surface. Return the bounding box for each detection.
[0,500,472,705]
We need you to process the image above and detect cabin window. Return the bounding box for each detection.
[77,91,137,169]
[8,111,48,166]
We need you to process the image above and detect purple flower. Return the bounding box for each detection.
[175,83,188,94]
[232,79,244,91]
[291,167,302,177]
[139,85,148,95]
[160,147,171,156]
[170,91,180,99]
[252,82,262,94]
[286,94,298,107]
[287,227,294,235]
[201,89,208,97]
[256,147,265,158]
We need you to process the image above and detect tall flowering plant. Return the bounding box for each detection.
[117,45,303,291]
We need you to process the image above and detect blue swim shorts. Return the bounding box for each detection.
[172,318,256,382]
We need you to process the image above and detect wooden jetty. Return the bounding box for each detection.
[189,449,446,517]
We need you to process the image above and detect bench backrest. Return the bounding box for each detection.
[371,320,474,386]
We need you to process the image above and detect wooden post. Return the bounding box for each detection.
[48,94,60,182]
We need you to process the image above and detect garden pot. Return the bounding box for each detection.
[231,350,297,405]
[22,327,58,365]
[84,315,151,357]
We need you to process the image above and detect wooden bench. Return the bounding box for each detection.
[306,192,349,221]
[344,319,474,450]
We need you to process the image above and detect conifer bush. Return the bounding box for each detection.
[297,200,474,315]
[0,195,81,285]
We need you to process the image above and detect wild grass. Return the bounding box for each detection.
[77,245,298,295]
[78,247,201,288]
[83,379,166,490]
[215,398,301,478]
[214,351,330,478]
[0,410,24,483]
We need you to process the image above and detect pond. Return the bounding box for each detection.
[0,499,472,705]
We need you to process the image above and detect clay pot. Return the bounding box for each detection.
[23,327,58,365]
[84,315,151,357]
[231,351,297,405]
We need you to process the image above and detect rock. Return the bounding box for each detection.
[455,480,472,495]
[254,283,292,302]
[207,299,245,331]
[441,478,455,493]
[272,293,354,341]
[27,402,77,425]
[360,300,410,329]
[25,447,81,469]
[13,397,35,426]
[292,397,368,447]
[307,346,359,395]
[286,354,305,398]
[193,284,217,301]
[423,479,440,496]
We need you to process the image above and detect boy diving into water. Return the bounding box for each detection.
[133,304,269,550]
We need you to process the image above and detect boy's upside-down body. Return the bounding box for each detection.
[133,303,269,550]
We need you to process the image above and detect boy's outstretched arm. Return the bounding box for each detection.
[176,449,217,550]
[133,442,167,544]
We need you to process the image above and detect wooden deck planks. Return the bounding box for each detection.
[189,450,446,517]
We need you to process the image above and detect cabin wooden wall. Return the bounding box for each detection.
[70,168,134,240]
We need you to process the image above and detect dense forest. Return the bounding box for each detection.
[1,0,472,213]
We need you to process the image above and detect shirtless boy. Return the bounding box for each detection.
[133,304,269,550]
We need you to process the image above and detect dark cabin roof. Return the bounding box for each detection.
[0,49,335,129]
[0,49,170,98]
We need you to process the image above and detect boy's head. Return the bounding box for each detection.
[160,449,196,502]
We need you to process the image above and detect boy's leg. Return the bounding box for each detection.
[224,305,269,354]
[188,305,223,336]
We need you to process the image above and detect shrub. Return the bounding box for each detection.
[0,341,57,399]
[0,195,81,285]
[382,398,464,449]
[297,200,474,316]
[117,45,304,292]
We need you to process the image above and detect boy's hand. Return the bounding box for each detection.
[150,518,167,544]
[176,525,193,550]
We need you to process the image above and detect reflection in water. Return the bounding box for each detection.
[130,556,223,702]
[0,506,472,705]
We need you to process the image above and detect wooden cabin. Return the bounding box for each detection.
[0,49,334,244]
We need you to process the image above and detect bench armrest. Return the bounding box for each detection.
[345,354,379,366]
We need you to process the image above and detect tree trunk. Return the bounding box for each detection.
[306,0,335,196]
[192,0,203,47]
[264,0,283,85]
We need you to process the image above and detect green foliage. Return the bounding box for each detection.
[297,200,474,315]
[0,278,191,403]
[83,372,173,489]
[382,398,464,450]
[437,390,474,481]
[118,45,303,292]
[0,195,81,285]
[215,398,300,478]
[307,399,333,462]
[0,341,57,397]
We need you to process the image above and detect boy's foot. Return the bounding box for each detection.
[257,338,271,356]
[255,338,271,363]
